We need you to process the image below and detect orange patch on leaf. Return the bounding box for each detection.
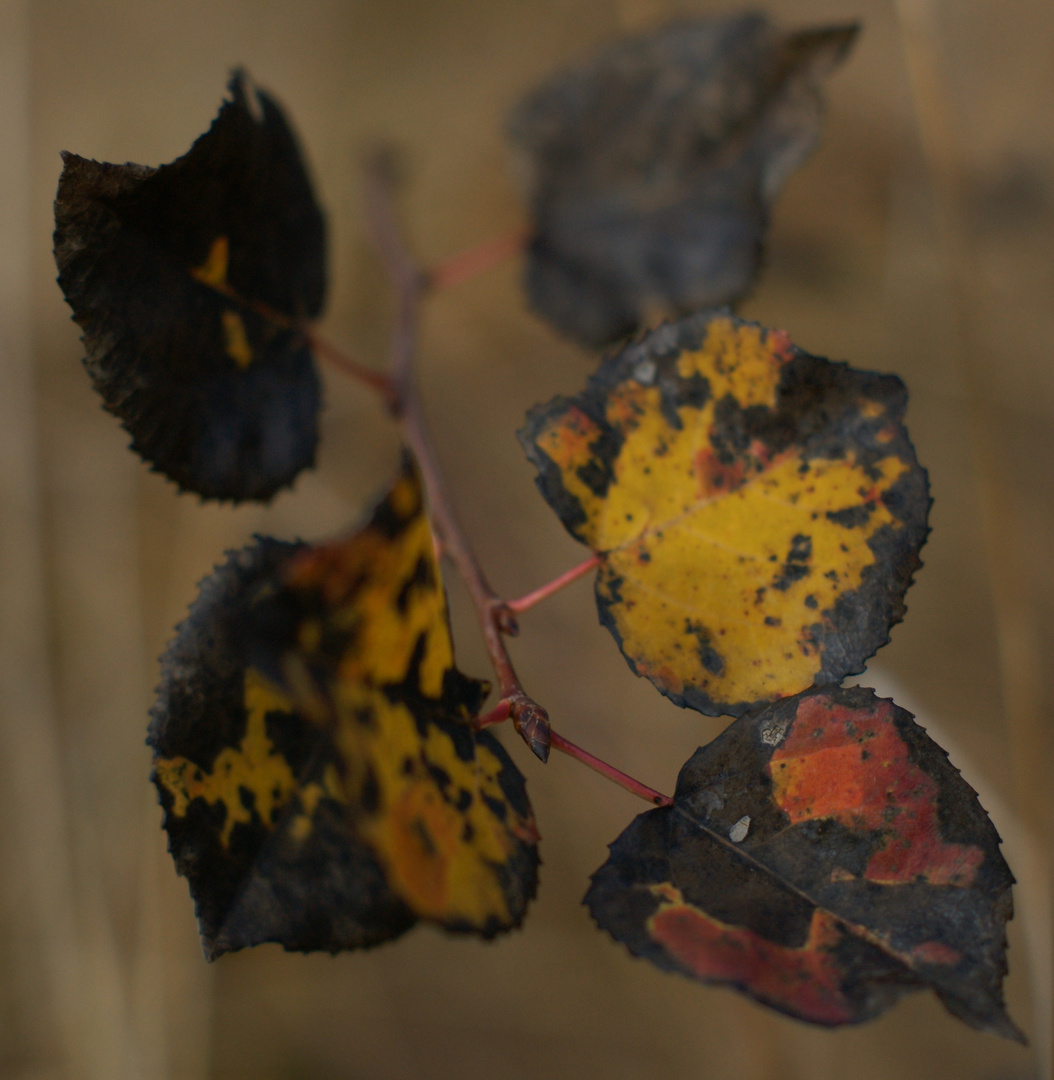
[648,893,856,1024]
[767,328,795,363]
[631,656,685,696]
[768,696,984,886]
[694,447,750,497]
[285,536,372,603]
[542,405,601,470]
[379,783,461,918]
[604,382,648,430]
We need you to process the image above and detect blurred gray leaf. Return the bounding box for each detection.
[508,14,857,345]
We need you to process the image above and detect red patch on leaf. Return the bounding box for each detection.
[285,541,367,605]
[768,695,984,886]
[694,440,780,500]
[695,447,749,496]
[767,328,795,363]
[909,941,962,966]
[648,890,855,1024]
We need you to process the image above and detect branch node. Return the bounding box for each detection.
[494,603,520,637]
[509,695,551,763]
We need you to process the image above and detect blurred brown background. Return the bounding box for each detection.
[0,0,1050,1077]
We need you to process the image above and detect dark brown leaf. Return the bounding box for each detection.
[54,70,326,501]
[586,686,1023,1040]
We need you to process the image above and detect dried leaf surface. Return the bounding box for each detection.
[150,457,538,958]
[508,15,857,344]
[521,313,929,717]
[54,70,326,501]
[587,686,1022,1040]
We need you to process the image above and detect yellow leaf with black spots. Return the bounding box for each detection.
[54,70,325,501]
[520,313,929,716]
[149,454,538,959]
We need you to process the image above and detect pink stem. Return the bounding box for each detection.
[427,228,530,291]
[549,730,673,807]
[302,328,397,405]
[361,162,550,762]
[475,699,512,729]
[506,554,602,615]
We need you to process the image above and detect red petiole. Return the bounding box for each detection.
[427,227,530,291]
[475,699,512,729]
[507,554,602,614]
[550,730,672,806]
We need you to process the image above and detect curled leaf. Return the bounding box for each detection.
[587,686,1023,1040]
[520,313,929,717]
[54,70,326,501]
[149,455,539,958]
[508,15,857,344]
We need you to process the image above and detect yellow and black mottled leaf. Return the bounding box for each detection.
[587,687,1022,1041]
[520,313,929,717]
[149,456,539,958]
[54,70,325,502]
[507,16,857,345]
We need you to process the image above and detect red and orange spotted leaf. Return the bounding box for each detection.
[520,313,929,717]
[586,686,1023,1040]
[149,455,538,958]
[507,15,857,345]
[54,70,325,502]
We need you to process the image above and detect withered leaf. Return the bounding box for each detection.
[54,70,326,502]
[149,455,538,958]
[520,313,929,717]
[587,686,1023,1040]
[507,15,857,345]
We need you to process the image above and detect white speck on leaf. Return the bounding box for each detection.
[633,359,656,385]
[760,717,790,746]
[695,788,725,817]
[729,815,750,843]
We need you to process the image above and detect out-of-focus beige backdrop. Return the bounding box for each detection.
[0,1,1050,1078]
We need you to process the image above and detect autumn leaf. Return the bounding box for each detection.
[507,15,857,345]
[520,313,929,717]
[149,455,539,958]
[587,686,1023,1040]
[54,70,326,502]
